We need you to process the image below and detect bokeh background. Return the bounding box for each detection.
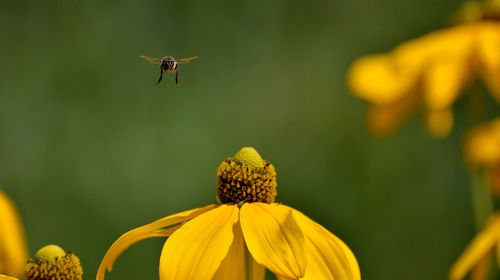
[0,0,491,279]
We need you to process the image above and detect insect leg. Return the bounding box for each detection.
[156,69,164,85]
[175,69,180,86]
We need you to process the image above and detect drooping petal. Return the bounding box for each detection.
[213,221,244,280]
[159,204,239,280]
[97,204,217,280]
[0,190,27,278]
[365,90,419,137]
[424,108,454,138]
[477,22,500,73]
[401,24,474,112]
[0,275,18,280]
[399,23,474,60]
[240,203,306,279]
[464,119,500,168]
[489,165,500,197]
[284,207,361,280]
[470,252,492,280]
[449,214,500,280]
[477,22,500,102]
[347,54,416,104]
[251,260,266,280]
[423,57,468,110]
[213,221,266,280]
[496,220,500,270]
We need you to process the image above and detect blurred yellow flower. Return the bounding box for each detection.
[348,1,500,138]
[449,212,500,280]
[0,190,28,278]
[465,118,500,195]
[1,244,83,280]
[97,147,361,280]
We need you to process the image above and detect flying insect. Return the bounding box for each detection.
[140,55,198,86]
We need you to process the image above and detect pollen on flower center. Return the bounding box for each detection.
[24,245,83,280]
[217,147,277,204]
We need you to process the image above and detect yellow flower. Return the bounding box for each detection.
[0,244,83,280]
[348,1,500,138]
[24,245,83,280]
[97,147,361,280]
[464,118,500,195]
[0,190,28,278]
[449,212,500,280]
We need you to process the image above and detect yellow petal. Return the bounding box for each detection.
[394,23,475,70]
[365,90,419,137]
[284,207,361,280]
[276,277,293,280]
[491,165,500,197]
[159,204,239,280]
[97,204,216,280]
[470,251,492,280]
[240,203,306,279]
[464,119,500,167]
[251,260,266,280]
[213,221,266,280]
[424,108,454,138]
[423,57,467,110]
[0,190,27,278]
[497,217,500,269]
[0,275,18,280]
[348,54,416,104]
[477,22,500,73]
[397,25,474,112]
[476,22,500,102]
[449,214,500,280]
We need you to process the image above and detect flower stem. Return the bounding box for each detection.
[466,83,492,230]
[470,169,493,230]
[466,82,484,127]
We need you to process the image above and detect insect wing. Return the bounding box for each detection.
[175,56,198,64]
[140,55,162,64]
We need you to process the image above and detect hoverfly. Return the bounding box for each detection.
[140,55,198,86]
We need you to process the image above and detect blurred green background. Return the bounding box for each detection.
[0,0,486,279]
